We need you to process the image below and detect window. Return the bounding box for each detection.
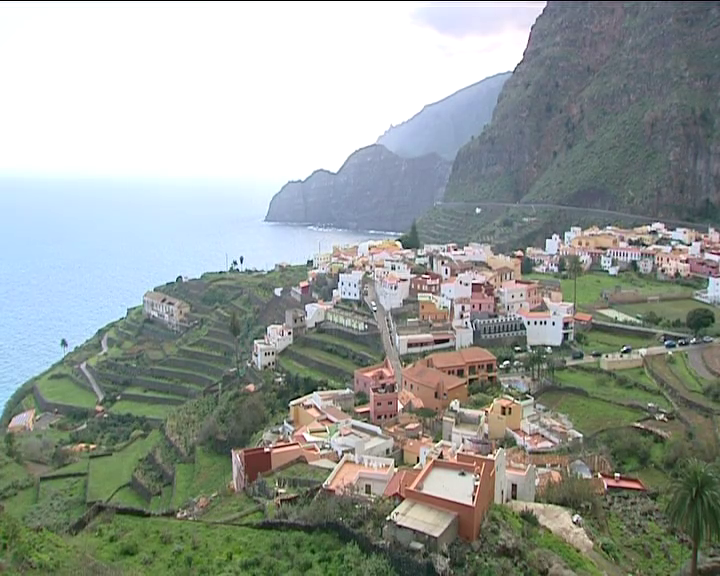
[388,401,393,406]
[365,484,372,495]
[511,483,518,500]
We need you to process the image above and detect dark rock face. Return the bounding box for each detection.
[446,1,720,222]
[376,72,510,161]
[265,145,451,232]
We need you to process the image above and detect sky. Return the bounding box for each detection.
[0,1,545,187]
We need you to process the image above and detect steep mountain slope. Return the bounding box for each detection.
[376,72,510,160]
[446,1,720,222]
[265,145,451,232]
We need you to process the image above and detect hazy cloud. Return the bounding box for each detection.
[412,1,545,38]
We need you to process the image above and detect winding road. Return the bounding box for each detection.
[435,201,709,230]
[77,333,108,404]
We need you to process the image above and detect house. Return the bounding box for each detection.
[369,384,398,424]
[142,291,190,330]
[517,298,575,347]
[287,389,355,429]
[231,442,327,492]
[285,309,307,335]
[376,273,411,310]
[402,363,467,413]
[326,308,374,332]
[338,270,364,301]
[384,469,421,502]
[410,273,442,297]
[599,473,647,493]
[291,281,312,303]
[418,294,449,323]
[395,329,456,356]
[304,301,333,329]
[330,420,394,458]
[7,409,35,433]
[425,347,497,385]
[402,436,435,466]
[323,453,396,497]
[354,357,395,396]
[384,454,495,547]
[496,280,541,314]
[487,396,525,440]
[471,315,526,344]
[251,322,294,370]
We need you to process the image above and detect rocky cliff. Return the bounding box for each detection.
[265,145,451,232]
[446,1,720,222]
[376,72,510,161]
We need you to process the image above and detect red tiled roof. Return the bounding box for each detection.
[600,474,647,492]
[574,312,593,323]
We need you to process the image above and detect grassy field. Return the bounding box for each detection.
[34,370,97,408]
[30,475,87,530]
[277,356,338,385]
[554,368,670,409]
[301,332,381,360]
[73,514,396,575]
[86,430,160,503]
[109,400,178,419]
[171,446,231,508]
[291,345,360,375]
[199,491,260,523]
[580,329,657,353]
[616,299,720,333]
[669,352,709,393]
[526,272,692,309]
[41,458,89,478]
[538,391,645,434]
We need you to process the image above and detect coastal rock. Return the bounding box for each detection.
[265,144,451,232]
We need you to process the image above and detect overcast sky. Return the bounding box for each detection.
[0,1,545,185]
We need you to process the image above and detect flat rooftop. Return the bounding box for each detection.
[416,464,475,505]
[390,498,458,539]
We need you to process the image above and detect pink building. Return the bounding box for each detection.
[353,357,395,396]
[370,384,398,423]
[690,257,720,278]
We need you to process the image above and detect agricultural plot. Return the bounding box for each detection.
[86,430,160,503]
[34,370,97,408]
[109,400,177,420]
[554,368,670,409]
[27,475,87,531]
[615,299,720,334]
[171,446,231,508]
[580,329,656,354]
[537,391,645,435]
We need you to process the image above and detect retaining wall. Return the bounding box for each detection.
[32,385,94,417]
[282,349,352,381]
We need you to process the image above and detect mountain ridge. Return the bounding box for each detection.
[444,1,720,223]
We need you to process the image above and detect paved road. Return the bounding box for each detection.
[366,282,403,387]
[686,346,718,381]
[565,341,715,367]
[435,201,708,230]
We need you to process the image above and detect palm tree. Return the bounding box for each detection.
[665,458,720,576]
[60,338,68,357]
[230,259,238,272]
[567,255,583,311]
[239,255,244,271]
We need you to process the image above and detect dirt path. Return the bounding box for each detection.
[507,501,593,552]
[688,345,717,381]
[76,332,109,403]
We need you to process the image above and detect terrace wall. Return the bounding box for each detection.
[32,385,94,417]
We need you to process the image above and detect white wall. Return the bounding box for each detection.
[506,466,536,503]
[339,270,364,301]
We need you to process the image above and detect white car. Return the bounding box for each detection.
[371,301,377,312]
[501,360,511,369]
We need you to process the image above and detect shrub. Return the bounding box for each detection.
[519,509,540,526]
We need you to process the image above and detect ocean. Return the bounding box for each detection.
[0,178,390,410]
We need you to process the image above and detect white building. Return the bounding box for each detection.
[518,299,575,347]
[544,234,561,256]
[338,270,364,301]
[374,257,412,281]
[304,302,333,329]
[143,291,190,330]
[563,226,582,246]
[329,420,394,458]
[252,339,276,370]
[266,324,293,352]
[313,251,332,272]
[376,274,411,310]
[323,453,396,497]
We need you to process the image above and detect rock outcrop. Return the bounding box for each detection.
[446,1,720,222]
[265,145,451,232]
[377,72,510,161]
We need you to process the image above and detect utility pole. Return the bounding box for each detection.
[225,253,228,271]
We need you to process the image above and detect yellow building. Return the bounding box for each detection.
[571,233,619,251]
[487,397,523,440]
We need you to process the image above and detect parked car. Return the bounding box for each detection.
[571,350,585,360]
[664,340,677,349]
[690,337,699,345]
[591,350,602,358]
[678,338,689,346]
[703,336,714,343]
[370,301,377,312]
[513,346,524,353]
[500,360,512,370]
[620,346,632,354]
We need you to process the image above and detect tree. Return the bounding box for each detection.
[521,256,534,275]
[567,255,583,311]
[229,312,242,382]
[687,308,715,335]
[665,459,720,576]
[398,220,420,250]
[558,256,567,273]
[230,259,238,272]
[4,432,16,459]
[239,255,244,271]
[60,338,68,357]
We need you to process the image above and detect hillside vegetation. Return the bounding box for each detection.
[446,1,720,224]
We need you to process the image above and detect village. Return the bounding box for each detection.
[6,217,720,568]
